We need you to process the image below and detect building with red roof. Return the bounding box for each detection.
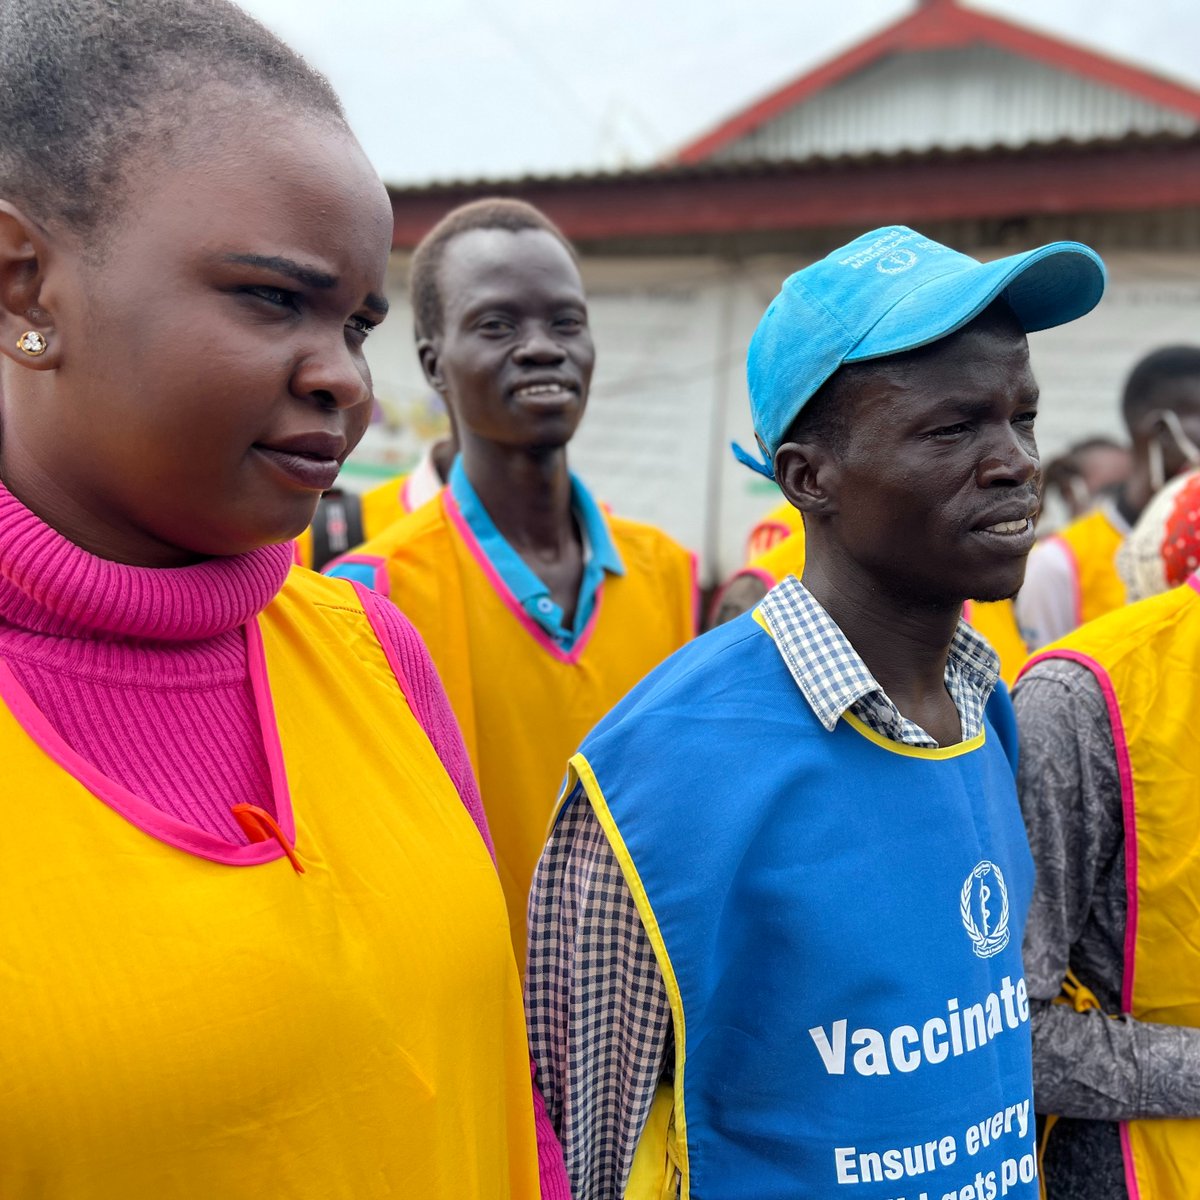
[363,1,1200,579]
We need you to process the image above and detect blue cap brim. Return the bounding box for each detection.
[846,241,1106,364]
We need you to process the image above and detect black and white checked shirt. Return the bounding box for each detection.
[525,574,1002,1200]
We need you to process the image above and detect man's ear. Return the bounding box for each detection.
[416,337,446,394]
[0,202,60,372]
[774,440,840,517]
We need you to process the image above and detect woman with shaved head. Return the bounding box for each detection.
[0,1,565,1194]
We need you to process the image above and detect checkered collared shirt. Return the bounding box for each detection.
[525,575,1001,1200]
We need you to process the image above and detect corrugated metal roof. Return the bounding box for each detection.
[674,0,1200,165]
[386,130,1200,196]
[708,44,1198,163]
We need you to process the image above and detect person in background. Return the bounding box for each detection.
[1117,465,1200,601]
[361,429,458,525]
[1041,436,1131,528]
[1014,465,1200,1200]
[294,428,456,569]
[0,1,567,1194]
[1018,347,1200,648]
[528,225,1105,1199]
[325,198,696,962]
[705,528,803,628]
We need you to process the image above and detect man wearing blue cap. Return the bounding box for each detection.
[525,225,1106,1200]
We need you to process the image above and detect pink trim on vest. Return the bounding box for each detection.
[1188,573,1200,598]
[327,553,390,597]
[1019,648,1138,1008]
[0,658,288,867]
[400,475,416,515]
[1120,1123,1140,1200]
[351,580,414,711]
[441,490,600,666]
[1018,646,1141,1200]
[245,619,297,847]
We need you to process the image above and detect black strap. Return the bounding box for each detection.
[309,488,365,570]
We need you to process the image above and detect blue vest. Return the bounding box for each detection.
[562,612,1037,1200]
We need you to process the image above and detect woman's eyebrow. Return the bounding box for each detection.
[222,252,388,316]
[224,252,336,290]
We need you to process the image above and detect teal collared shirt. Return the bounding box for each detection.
[448,458,624,651]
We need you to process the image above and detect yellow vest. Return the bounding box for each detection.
[963,598,1030,688]
[744,500,805,561]
[293,473,416,569]
[740,527,1027,685]
[356,491,696,963]
[1051,507,1128,627]
[361,471,421,532]
[0,569,538,1199]
[746,520,806,582]
[1025,576,1200,1198]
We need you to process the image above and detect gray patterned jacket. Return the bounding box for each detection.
[1014,658,1200,1199]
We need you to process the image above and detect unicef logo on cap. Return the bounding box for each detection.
[877,248,918,275]
[960,861,1010,958]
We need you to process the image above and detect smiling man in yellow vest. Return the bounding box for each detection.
[527,225,1106,1200]
[1017,346,1200,648]
[325,199,696,962]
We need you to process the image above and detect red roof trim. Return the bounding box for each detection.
[673,1,1200,164]
[390,136,1200,248]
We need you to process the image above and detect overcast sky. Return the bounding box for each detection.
[237,0,1200,187]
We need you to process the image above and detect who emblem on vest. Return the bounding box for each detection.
[961,860,1011,958]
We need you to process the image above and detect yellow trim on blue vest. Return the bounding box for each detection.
[544,770,578,852]
[568,751,693,1198]
[754,602,987,759]
[841,711,986,759]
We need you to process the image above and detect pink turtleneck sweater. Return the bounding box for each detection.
[0,481,569,1198]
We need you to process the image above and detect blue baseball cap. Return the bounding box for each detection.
[735,225,1107,479]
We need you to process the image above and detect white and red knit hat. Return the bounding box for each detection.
[1118,468,1200,602]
